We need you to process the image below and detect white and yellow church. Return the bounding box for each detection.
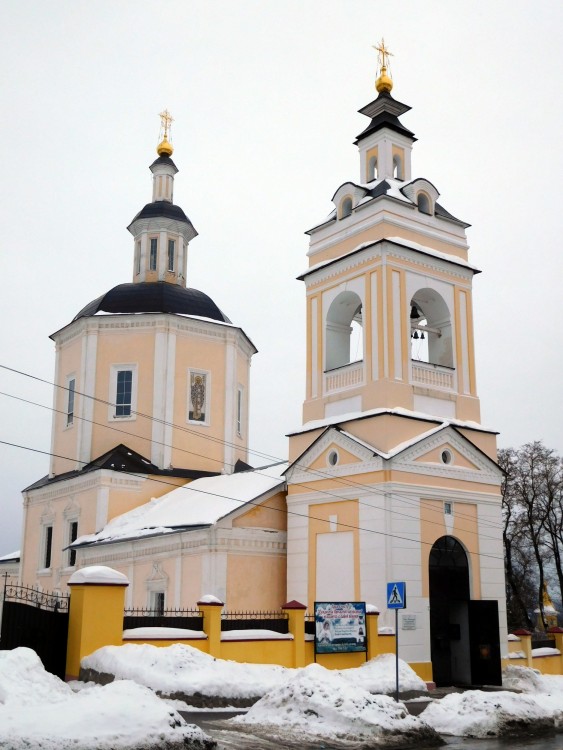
[17,48,506,686]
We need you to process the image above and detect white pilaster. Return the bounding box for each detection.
[77,330,98,468]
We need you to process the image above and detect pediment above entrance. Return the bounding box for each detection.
[389,425,502,485]
[286,427,384,483]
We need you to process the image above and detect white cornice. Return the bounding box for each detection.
[24,470,145,505]
[303,240,473,292]
[51,313,256,357]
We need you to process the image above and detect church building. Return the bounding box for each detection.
[17,49,506,686]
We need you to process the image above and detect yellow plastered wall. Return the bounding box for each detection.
[308,500,360,611]
[233,491,287,531]
[227,553,287,610]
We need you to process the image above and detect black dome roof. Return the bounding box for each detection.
[129,201,191,225]
[73,282,231,323]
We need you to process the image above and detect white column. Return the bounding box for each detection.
[151,326,176,468]
[77,329,98,468]
[223,341,236,473]
[158,231,167,280]
[311,298,318,398]
[370,273,379,381]
[392,271,402,380]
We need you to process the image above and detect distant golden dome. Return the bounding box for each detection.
[157,136,174,156]
[376,66,393,94]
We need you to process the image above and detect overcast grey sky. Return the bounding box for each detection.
[1,1,562,556]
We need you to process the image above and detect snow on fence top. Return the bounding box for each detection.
[68,566,129,585]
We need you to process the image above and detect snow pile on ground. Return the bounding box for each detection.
[82,643,290,704]
[340,654,427,694]
[503,664,563,724]
[422,689,554,738]
[230,663,440,747]
[0,648,215,749]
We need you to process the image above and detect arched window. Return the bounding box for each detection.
[326,291,363,370]
[393,154,403,180]
[368,156,378,181]
[417,192,431,215]
[339,197,353,219]
[410,288,453,368]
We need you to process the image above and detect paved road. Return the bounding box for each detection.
[180,710,563,750]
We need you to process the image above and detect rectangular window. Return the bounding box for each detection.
[236,386,243,435]
[167,239,175,272]
[136,241,141,275]
[444,501,453,515]
[115,369,133,417]
[67,378,75,426]
[149,238,158,271]
[188,370,208,423]
[44,526,53,568]
[68,521,78,567]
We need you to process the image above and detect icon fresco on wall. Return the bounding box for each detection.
[314,601,367,654]
[189,372,206,422]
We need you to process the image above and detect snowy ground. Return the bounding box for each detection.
[82,643,427,706]
[229,662,441,748]
[0,647,215,749]
[7,643,563,749]
[422,665,563,738]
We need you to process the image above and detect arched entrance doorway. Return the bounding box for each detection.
[429,535,502,687]
[429,536,470,686]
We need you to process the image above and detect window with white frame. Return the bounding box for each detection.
[66,377,76,426]
[149,238,158,271]
[136,241,141,275]
[188,370,209,424]
[236,385,243,436]
[109,365,137,420]
[167,239,175,271]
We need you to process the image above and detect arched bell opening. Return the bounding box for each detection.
[410,288,453,368]
[325,291,363,371]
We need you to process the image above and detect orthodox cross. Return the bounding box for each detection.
[373,38,393,70]
[159,109,174,139]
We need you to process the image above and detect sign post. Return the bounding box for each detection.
[386,581,406,702]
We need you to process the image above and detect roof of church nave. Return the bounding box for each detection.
[73,281,232,323]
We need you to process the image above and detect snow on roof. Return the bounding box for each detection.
[75,463,287,546]
[385,236,477,270]
[301,235,474,279]
[0,549,20,563]
[288,406,495,437]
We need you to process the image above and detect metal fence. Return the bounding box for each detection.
[2,579,69,612]
[123,607,203,631]
[221,610,289,634]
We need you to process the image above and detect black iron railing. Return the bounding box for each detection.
[221,610,289,634]
[2,578,69,612]
[123,607,203,631]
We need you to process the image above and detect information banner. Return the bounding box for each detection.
[314,601,367,654]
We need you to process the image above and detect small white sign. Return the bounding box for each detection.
[402,614,416,630]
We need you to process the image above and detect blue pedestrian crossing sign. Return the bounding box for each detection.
[387,581,406,609]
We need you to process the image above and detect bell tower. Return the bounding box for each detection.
[300,41,479,426]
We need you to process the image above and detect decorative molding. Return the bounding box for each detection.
[25,470,145,506]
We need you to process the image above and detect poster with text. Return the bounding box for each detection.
[314,601,367,654]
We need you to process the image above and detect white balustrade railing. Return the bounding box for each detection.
[411,361,455,390]
[324,361,364,393]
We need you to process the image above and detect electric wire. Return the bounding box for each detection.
[0,436,505,563]
[0,383,506,544]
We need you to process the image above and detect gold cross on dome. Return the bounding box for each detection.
[373,38,393,70]
[159,109,174,138]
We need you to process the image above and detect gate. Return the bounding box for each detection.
[0,579,69,679]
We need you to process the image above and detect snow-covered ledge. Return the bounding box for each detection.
[68,566,129,586]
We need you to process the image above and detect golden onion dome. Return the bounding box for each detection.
[376,65,393,94]
[157,136,174,157]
